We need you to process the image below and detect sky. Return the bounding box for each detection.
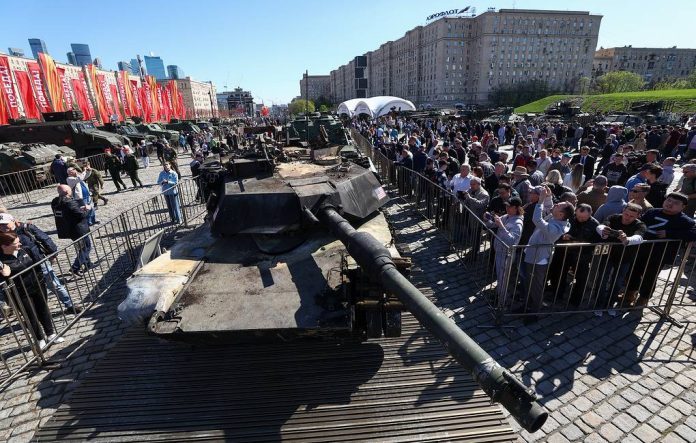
[0,0,692,104]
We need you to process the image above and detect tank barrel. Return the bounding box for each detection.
[319,207,548,433]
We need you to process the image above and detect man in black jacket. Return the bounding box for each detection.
[571,146,596,179]
[51,185,92,277]
[0,213,81,314]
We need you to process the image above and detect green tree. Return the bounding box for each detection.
[577,76,592,95]
[594,71,645,94]
[318,104,330,113]
[289,99,315,115]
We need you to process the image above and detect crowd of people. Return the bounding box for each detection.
[359,115,696,323]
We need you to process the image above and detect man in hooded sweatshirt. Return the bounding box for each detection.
[517,186,573,324]
[593,185,628,223]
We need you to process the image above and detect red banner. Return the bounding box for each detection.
[14,70,41,120]
[141,80,154,122]
[164,84,174,121]
[109,84,123,122]
[26,62,52,113]
[0,56,20,120]
[130,80,143,117]
[155,84,166,121]
[56,67,74,111]
[145,76,159,121]
[38,53,65,112]
[116,71,132,117]
[71,72,95,120]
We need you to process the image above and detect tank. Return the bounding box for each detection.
[0,111,129,157]
[121,133,547,433]
[100,122,156,145]
[165,120,201,134]
[135,123,180,144]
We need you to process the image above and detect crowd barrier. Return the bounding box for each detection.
[0,153,107,208]
[0,177,205,389]
[350,128,695,326]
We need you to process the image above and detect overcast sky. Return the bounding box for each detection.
[1,0,691,103]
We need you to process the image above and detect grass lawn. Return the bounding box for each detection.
[514,89,696,114]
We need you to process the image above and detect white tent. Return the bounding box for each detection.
[336,98,363,117]
[337,96,416,118]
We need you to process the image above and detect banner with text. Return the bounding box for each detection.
[26,62,52,113]
[0,56,20,120]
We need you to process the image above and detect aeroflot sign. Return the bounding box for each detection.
[426,6,470,21]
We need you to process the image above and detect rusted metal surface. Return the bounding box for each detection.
[36,279,516,442]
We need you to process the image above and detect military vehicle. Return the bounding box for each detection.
[598,114,643,127]
[165,120,201,134]
[121,130,547,433]
[100,123,156,146]
[135,123,180,145]
[0,142,75,194]
[0,111,129,157]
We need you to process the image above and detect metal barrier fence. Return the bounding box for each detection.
[0,153,106,208]
[0,177,205,389]
[350,129,695,325]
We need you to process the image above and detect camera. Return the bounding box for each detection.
[605,228,621,239]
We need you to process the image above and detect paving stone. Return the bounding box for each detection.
[626,404,652,422]
[546,433,570,443]
[599,423,624,442]
[606,396,629,412]
[659,405,683,422]
[670,398,694,416]
[612,413,638,433]
[647,415,671,433]
[584,433,607,443]
[620,388,643,403]
[651,389,674,405]
[581,411,604,429]
[639,396,663,414]
[559,405,583,421]
[634,424,661,443]
[560,424,584,441]
[661,434,687,443]
[10,418,40,437]
[673,424,696,442]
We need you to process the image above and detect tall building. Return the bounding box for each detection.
[216,92,230,113]
[71,43,93,66]
[167,65,185,79]
[299,73,332,102]
[118,60,133,72]
[329,8,602,106]
[593,46,696,83]
[144,55,167,80]
[28,38,48,59]
[8,47,24,57]
[66,52,77,65]
[129,58,139,75]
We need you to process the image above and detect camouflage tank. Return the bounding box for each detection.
[101,123,156,145]
[119,132,547,433]
[0,142,75,176]
[135,123,180,145]
[284,113,358,160]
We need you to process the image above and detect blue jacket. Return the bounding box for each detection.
[16,222,58,262]
[157,170,179,195]
[524,204,570,265]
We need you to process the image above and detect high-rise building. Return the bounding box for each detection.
[329,8,602,106]
[130,58,143,76]
[8,47,24,57]
[299,73,332,102]
[71,43,93,66]
[144,55,167,80]
[28,38,48,59]
[167,65,185,79]
[593,46,696,84]
[118,61,133,72]
[66,52,77,65]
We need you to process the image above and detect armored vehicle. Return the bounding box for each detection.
[165,120,201,134]
[121,130,547,432]
[0,112,129,157]
[100,123,156,146]
[598,114,643,127]
[0,142,75,194]
[135,123,180,145]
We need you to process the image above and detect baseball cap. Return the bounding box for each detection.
[562,153,573,158]
[0,213,15,225]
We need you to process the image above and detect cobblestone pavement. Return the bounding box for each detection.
[384,199,696,443]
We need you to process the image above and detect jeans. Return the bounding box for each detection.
[164,193,182,223]
[40,261,73,307]
[142,156,150,169]
[88,207,97,225]
[72,236,92,272]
